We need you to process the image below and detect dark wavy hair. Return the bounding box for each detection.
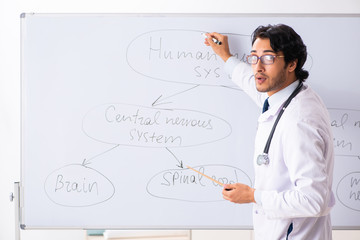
[251,24,309,81]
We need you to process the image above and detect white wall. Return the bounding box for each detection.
[1,1,359,240]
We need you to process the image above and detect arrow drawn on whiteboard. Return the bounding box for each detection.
[219,85,242,91]
[82,144,120,166]
[152,85,200,107]
[166,147,184,168]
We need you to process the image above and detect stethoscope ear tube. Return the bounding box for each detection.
[257,82,303,166]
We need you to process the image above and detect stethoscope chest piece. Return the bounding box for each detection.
[257,153,269,166]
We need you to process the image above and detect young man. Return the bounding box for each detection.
[205,24,335,239]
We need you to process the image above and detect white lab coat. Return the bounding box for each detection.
[226,58,335,239]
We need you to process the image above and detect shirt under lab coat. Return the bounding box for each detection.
[225,57,335,239]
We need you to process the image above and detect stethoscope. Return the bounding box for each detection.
[257,82,304,166]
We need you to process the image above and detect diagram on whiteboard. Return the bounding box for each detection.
[43,30,254,207]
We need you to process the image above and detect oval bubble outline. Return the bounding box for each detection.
[44,164,115,207]
[328,108,360,117]
[82,102,233,148]
[146,164,252,202]
[336,171,360,212]
[126,29,248,87]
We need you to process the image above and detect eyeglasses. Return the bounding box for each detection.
[246,55,285,65]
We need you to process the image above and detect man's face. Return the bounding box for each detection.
[250,38,295,96]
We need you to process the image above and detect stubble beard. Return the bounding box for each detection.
[256,68,287,94]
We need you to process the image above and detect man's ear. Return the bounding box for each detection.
[288,59,298,73]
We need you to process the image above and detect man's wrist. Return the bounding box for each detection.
[221,53,232,62]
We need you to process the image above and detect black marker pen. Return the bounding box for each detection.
[202,32,222,45]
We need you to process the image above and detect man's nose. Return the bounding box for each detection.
[254,61,265,72]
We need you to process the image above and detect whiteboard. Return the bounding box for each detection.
[20,13,360,229]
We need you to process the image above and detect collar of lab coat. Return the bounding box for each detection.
[258,80,300,122]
